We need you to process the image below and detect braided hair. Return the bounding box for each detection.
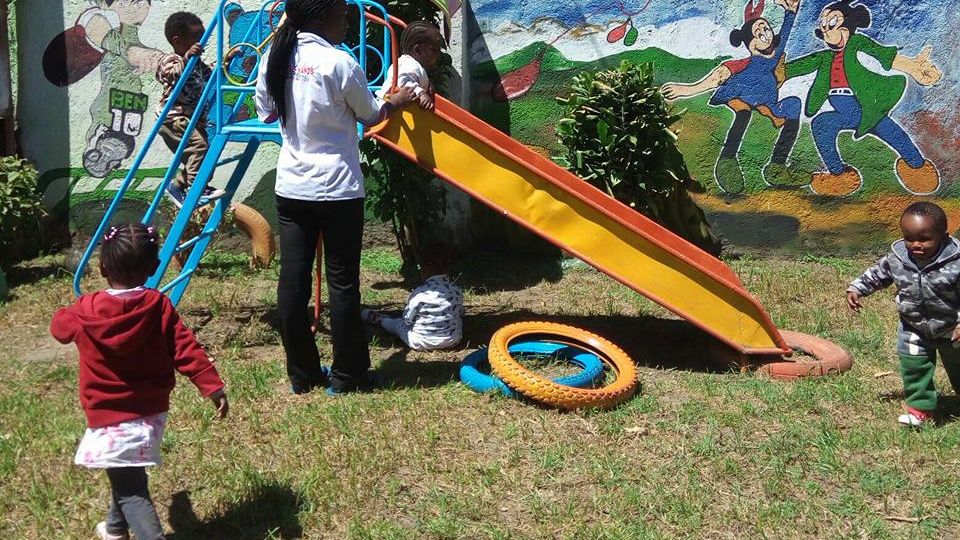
[400,21,443,55]
[265,0,339,126]
[99,223,160,287]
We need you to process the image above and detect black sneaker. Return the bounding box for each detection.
[326,372,380,396]
[290,366,331,395]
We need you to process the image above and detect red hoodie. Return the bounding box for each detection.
[50,289,225,428]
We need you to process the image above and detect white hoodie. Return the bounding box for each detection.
[255,33,384,202]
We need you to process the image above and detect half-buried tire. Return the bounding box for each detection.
[756,330,853,380]
[231,202,276,268]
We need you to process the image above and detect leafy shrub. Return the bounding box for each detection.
[362,139,446,277]
[555,60,721,256]
[0,157,45,268]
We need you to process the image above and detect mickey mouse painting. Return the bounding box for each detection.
[662,0,803,194]
[784,0,943,196]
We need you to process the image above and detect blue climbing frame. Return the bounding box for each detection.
[72,0,396,306]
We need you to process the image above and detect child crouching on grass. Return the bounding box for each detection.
[362,245,464,351]
[51,223,228,540]
[847,202,960,427]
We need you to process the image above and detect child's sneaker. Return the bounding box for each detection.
[166,183,187,208]
[96,521,130,540]
[199,187,227,205]
[360,308,383,325]
[898,406,933,427]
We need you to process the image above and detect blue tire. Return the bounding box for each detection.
[459,340,605,397]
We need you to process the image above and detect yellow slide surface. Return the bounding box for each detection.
[373,96,789,355]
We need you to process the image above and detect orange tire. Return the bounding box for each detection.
[756,330,853,380]
[487,322,639,410]
[231,203,276,269]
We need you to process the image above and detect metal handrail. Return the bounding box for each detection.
[73,0,402,298]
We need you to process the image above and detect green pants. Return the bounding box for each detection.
[899,346,960,411]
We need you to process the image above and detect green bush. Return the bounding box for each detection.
[362,138,446,277]
[555,60,721,256]
[0,157,45,268]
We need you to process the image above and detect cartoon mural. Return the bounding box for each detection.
[662,0,803,194]
[42,0,164,178]
[466,0,956,250]
[14,0,956,251]
[20,1,287,234]
[784,0,942,196]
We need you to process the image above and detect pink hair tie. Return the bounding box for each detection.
[146,226,158,243]
[103,226,118,242]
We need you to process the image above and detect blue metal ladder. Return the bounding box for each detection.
[73,0,395,306]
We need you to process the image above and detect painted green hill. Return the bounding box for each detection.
[471,42,722,155]
[473,41,720,85]
[472,42,587,79]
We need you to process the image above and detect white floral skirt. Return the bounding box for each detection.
[74,412,167,468]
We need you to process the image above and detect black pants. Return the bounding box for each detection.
[276,196,370,391]
[105,467,165,539]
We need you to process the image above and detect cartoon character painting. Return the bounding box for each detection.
[784,0,943,196]
[661,0,803,195]
[42,0,164,178]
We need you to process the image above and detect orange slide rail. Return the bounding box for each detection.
[372,96,791,355]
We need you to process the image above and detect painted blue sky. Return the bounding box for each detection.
[471,0,941,58]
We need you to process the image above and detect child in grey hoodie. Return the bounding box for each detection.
[847,202,960,427]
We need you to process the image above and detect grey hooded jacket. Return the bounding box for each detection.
[849,237,960,341]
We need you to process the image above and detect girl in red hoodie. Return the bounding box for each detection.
[51,223,228,540]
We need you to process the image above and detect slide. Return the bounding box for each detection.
[372,96,791,356]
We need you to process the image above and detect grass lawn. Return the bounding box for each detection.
[2,231,960,539]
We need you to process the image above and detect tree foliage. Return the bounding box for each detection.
[555,61,721,256]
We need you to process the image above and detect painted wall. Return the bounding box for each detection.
[16,0,282,234]
[15,0,959,253]
[465,0,960,252]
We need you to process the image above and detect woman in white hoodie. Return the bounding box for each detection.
[255,0,414,395]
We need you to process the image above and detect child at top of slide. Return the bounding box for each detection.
[377,21,444,111]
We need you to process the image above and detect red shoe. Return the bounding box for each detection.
[897,406,933,427]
